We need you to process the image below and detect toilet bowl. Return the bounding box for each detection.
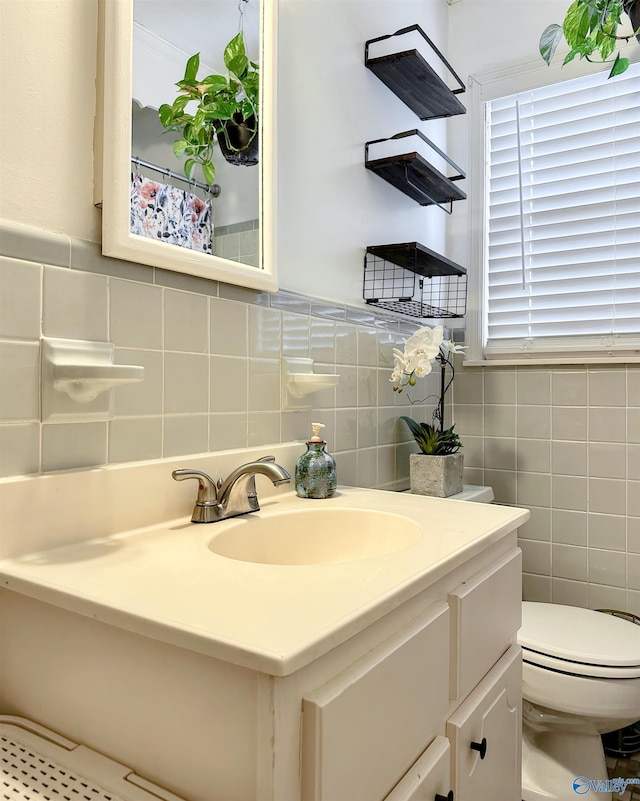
[518,602,640,801]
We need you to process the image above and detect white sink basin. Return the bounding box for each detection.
[207,507,422,565]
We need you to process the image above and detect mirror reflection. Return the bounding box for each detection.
[131,0,261,267]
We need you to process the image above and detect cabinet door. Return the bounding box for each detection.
[301,603,449,801]
[447,645,522,801]
[383,736,452,801]
[448,549,522,701]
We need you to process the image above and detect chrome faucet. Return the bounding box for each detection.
[172,455,291,523]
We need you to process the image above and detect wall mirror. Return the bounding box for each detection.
[98,0,277,291]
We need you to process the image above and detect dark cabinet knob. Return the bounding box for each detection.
[434,792,454,801]
[470,737,487,759]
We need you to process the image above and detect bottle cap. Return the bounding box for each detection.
[308,422,325,443]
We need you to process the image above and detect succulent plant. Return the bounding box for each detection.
[400,417,462,456]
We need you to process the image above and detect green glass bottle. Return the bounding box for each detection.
[295,423,337,499]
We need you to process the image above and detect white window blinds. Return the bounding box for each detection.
[484,63,640,358]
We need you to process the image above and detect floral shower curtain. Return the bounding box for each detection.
[130,172,213,254]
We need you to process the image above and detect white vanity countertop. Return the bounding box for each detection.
[0,487,528,676]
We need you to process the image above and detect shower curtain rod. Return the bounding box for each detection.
[131,156,221,197]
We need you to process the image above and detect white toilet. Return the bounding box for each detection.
[518,602,640,801]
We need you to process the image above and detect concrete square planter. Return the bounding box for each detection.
[409,452,463,498]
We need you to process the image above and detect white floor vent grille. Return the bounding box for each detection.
[0,718,184,801]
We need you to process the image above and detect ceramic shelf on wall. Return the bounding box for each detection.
[281,358,340,410]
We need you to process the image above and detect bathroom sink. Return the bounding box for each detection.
[207,507,422,565]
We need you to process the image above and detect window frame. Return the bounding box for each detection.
[464,43,640,367]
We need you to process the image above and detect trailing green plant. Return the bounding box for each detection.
[540,0,639,78]
[158,31,259,185]
[400,417,462,456]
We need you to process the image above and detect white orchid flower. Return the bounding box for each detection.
[403,325,444,358]
[440,339,467,355]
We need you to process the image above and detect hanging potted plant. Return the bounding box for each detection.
[158,30,259,185]
[540,0,639,78]
[390,325,465,498]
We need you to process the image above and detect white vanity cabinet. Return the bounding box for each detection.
[0,480,528,801]
[299,547,523,801]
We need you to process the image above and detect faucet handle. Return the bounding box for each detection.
[172,469,222,523]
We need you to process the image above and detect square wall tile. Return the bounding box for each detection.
[484,405,516,437]
[552,475,587,511]
[210,356,247,413]
[335,323,357,365]
[588,370,626,407]
[336,365,357,408]
[164,289,208,353]
[357,407,377,449]
[552,509,587,545]
[453,372,483,404]
[484,370,516,404]
[485,469,517,504]
[588,478,625,515]
[335,408,358,452]
[357,327,378,367]
[249,306,281,358]
[517,472,551,507]
[589,407,626,443]
[42,422,107,472]
[110,279,162,349]
[109,417,162,463]
[209,413,248,451]
[517,439,551,473]
[517,371,551,405]
[484,438,516,471]
[552,543,587,581]
[0,423,40,476]
[517,406,551,439]
[551,408,587,442]
[357,367,377,407]
[588,443,626,479]
[629,517,640,553]
[0,257,41,339]
[552,371,587,406]
[0,341,39,420]
[551,578,588,608]
[164,352,209,414]
[522,573,551,603]
[310,318,335,364]
[210,297,247,357]
[588,513,626,550]
[282,313,310,358]
[248,411,280,446]
[43,267,108,341]
[552,441,587,476]
[248,359,280,413]
[163,414,209,457]
[588,549,626,588]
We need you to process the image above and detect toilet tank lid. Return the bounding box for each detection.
[519,602,640,667]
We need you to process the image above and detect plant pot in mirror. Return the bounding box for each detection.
[625,0,640,41]
[216,114,259,166]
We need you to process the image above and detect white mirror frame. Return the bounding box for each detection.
[96,0,278,292]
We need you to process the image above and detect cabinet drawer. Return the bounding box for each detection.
[301,602,449,801]
[383,736,451,801]
[447,645,522,801]
[448,549,521,700]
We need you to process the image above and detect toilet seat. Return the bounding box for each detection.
[519,602,640,679]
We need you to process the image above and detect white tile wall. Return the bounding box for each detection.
[0,225,432,495]
[453,360,640,616]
